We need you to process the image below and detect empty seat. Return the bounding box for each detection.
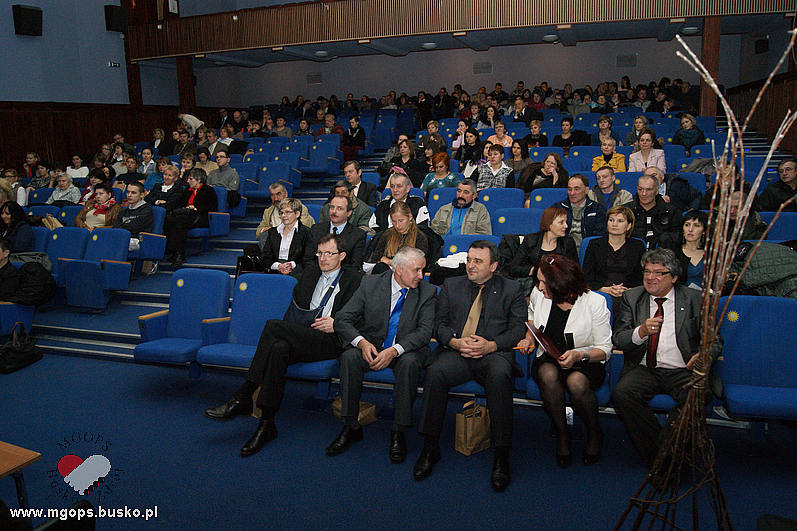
[491,208,545,237]
[478,188,524,220]
[442,234,501,256]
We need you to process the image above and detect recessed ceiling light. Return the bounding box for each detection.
[314,50,329,57]
[681,26,700,35]
[421,42,437,50]
[542,34,558,42]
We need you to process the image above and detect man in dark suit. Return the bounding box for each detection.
[413,240,526,491]
[327,247,436,462]
[304,195,366,271]
[205,234,363,457]
[343,160,378,208]
[612,248,722,466]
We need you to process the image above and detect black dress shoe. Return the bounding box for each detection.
[556,452,572,469]
[491,453,511,492]
[325,426,363,456]
[412,445,441,481]
[240,419,277,457]
[204,397,253,420]
[389,430,407,463]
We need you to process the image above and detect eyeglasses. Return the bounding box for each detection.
[643,270,671,278]
[315,251,340,257]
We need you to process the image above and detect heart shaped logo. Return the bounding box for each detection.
[57,454,112,495]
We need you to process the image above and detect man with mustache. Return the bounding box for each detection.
[429,179,492,238]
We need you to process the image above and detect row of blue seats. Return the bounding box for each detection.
[133,269,797,426]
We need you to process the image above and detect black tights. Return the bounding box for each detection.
[537,363,602,455]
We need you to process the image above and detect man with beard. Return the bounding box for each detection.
[430,179,491,237]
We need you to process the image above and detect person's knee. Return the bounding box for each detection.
[537,364,560,388]
[566,375,589,398]
[340,348,361,369]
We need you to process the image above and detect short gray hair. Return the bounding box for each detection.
[189,168,208,184]
[392,246,425,269]
[641,248,680,278]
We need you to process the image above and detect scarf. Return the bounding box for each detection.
[94,197,117,215]
[188,184,202,206]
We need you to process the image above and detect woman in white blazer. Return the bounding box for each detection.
[628,129,666,173]
[517,254,612,468]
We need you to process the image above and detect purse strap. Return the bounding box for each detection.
[315,270,343,313]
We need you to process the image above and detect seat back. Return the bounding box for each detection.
[317,134,342,148]
[442,234,501,256]
[166,268,231,339]
[579,236,601,266]
[426,187,457,219]
[58,205,84,226]
[478,188,524,220]
[306,203,323,222]
[46,227,90,266]
[233,162,258,182]
[272,152,301,170]
[29,205,61,218]
[716,296,797,387]
[528,146,565,162]
[258,162,291,186]
[83,228,131,262]
[227,274,298,345]
[31,227,50,252]
[213,187,228,213]
[266,136,290,148]
[527,188,567,208]
[361,172,380,186]
[492,208,545,237]
[758,212,797,240]
[150,206,166,235]
[28,188,54,205]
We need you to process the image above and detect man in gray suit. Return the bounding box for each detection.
[612,248,722,466]
[328,247,436,462]
[413,240,526,491]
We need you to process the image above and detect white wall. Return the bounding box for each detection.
[194,35,743,108]
[0,1,129,103]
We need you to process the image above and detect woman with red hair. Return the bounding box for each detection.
[420,152,461,196]
[517,254,612,468]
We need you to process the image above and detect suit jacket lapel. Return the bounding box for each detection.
[396,285,417,338]
[635,290,651,323]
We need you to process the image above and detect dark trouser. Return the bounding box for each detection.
[246,319,342,419]
[611,364,694,464]
[341,145,363,162]
[419,349,515,447]
[165,210,204,254]
[338,347,424,429]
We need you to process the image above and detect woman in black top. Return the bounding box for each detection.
[259,198,311,278]
[341,116,366,162]
[517,153,569,206]
[388,139,426,188]
[164,168,218,267]
[0,201,34,253]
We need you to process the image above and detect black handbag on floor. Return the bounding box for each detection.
[0,322,42,374]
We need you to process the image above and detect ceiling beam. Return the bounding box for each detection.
[356,39,407,57]
[556,25,577,46]
[453,31,489,51]
[204,53,264,67]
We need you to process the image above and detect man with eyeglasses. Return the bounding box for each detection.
[206,149,240,197]
[757,159,797,212]
[612,248,722,467]
[624,174,682,249]
[204,234,362,457]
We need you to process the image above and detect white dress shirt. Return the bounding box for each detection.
[631,288,685,369]
[270,222,298,270]
[310,267,342,318]
[351,276,407,356]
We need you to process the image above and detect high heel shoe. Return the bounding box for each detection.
[582,430,603,466]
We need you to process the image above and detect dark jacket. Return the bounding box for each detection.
[355,181,379,208]
[757,180,797,212]
[177,184,218,227]
[304,222,367,272]
[505,231,578,279]
[260,222,311,278]
[663,173,702,212]
[2,222,34,253]
[581,236,645,290]
[145,183,183,213]
[291,263,363,321]
[113,201,154,237]
[552,197,608,240]
[624,195,682,249]
[372,196,428,234]
[0,261,21,301]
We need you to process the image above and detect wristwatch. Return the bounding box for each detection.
[580,352,590,365]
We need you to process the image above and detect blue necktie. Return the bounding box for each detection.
[383,288,407,349]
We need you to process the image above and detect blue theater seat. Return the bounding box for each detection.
[491,208,545,237]
[46,227,90,284]
[134,268,232,375]
[442,234,501,256]
[427,187,457,219]
[478,188,524,220]
[0,302,35,338]
[527,188,567,209]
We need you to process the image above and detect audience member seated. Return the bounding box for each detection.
[518,153,569,205]
[518,253,612,468]
[623,174,682,250]
[74,183,120,230]
[487,121,514,148]
[521,120,547,148]
[204,233,363,456]
[27,159,53,193]
[273,116,293,139]
[591,138,626,172]
[612,248,722,467]
[163,169,217,267]
[150,128,174,156]
[421,152,461,195]
[0,238,20,300]
[255,182,314,248]
[722,189,767,242]
[450,120,468,149]
[476,144,515,191]
[378,134,410,178]
[661,209,707,290]
[507,96,533,125]
[552,175,607,248]
[757,159,796,212]
[113,182,154,252]
[568,92,591,118]
[552,117,584,157]
[294,119,313,137]
[66,154,89,180]
[476,105,500,130]
[251,198,312,278]
[369,169,430,233]
[587,166,632,209]
[643,167,701,213]
[369,201,428,274]
[628,129,665,173]
[1,169,26,206]
[173,130,197,157]
[341,116,365,162]
[109,143,127,175]
[0,201,34,252]
[46,173,81,207]
[430,179,491,238]
[317,181,372,234]
[304,195,366,272]
[387,139,427,188]
[207,149,240,209]
[138,148,157,176]
[115,156,146,187]
[454,129,483,180]
[343,160,378,208]
[417,121,440,152]
[671,113,705,157]
[314,113,344,140]
[506,140,532,177]
[206,129,226,157]
[582,205,645,306]
[589,115,621,147]
[194,148,219,175]
[624,115,660,150]
[505,206,578,294]
[145,165,183,214]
